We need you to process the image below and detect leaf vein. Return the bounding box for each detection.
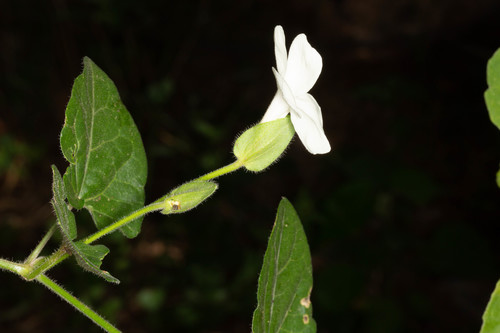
[78,64,96,199]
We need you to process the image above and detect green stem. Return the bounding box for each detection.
[23,247,69,281]
[0,258,27,276]
[26,202,165,279]
[25,224,56,264]
[14,162,241,280]
[83,161,242,245]
[83,201,164,245]
[1,160,247,332]
[196,160,243,181]
[36,274,120,333]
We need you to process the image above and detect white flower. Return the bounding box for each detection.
[261,25,331,154]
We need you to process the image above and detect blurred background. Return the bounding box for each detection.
[1,0,500,332]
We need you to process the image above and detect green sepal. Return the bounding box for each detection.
[156,180,218,215]
[233,116,294,172]
[252,197,316,333]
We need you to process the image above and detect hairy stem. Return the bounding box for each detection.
[24,202,164,279]
[83,201,164,244]
[196,160,243,181]
[23,247,69,280]
[9,162,241,280]
[0,258,27,276]
[36,274,120,332]
[25,224,56,264]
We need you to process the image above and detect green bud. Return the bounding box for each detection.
[233,116,295,172]
[159,180,218,214]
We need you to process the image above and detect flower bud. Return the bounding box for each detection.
[159,180,218,214]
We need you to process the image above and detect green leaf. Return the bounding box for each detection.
[481,49,500,332]
[485,48,500,187]
[480,279,500,333]
[252,197,316,333]
[234,116,295,172]
[157,180,218,214]
[51,165,77,241]
[60,57,147,238]
[485,48,500,130]
[72,241,119,284]
[51,166,119,284]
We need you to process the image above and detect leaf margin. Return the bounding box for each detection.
[252,197,316,333]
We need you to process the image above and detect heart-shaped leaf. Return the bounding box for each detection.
[252,197,316,333]
[60,57,147,238]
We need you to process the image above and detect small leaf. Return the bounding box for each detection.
[234,116,295,172]
[60,57,147,238]
[252,197,316,333]
[480,279,500,333]
[157,180,218,214]
[51,166,119,284]
[73,241,120,284]
[51,165,77,241]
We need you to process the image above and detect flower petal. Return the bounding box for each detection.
[284,34,322,95]
[274,25,287,75]
[295,93,323,128]
[290,94,331,154]
[273,69,331,154]
[271,68,300,116]
[261,90,290,123]
[261,67,299,123]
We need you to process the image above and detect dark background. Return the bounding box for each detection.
[1,0,500,332]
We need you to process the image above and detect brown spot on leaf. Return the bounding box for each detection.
[300,287,312,308]
[300,296,311,308]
